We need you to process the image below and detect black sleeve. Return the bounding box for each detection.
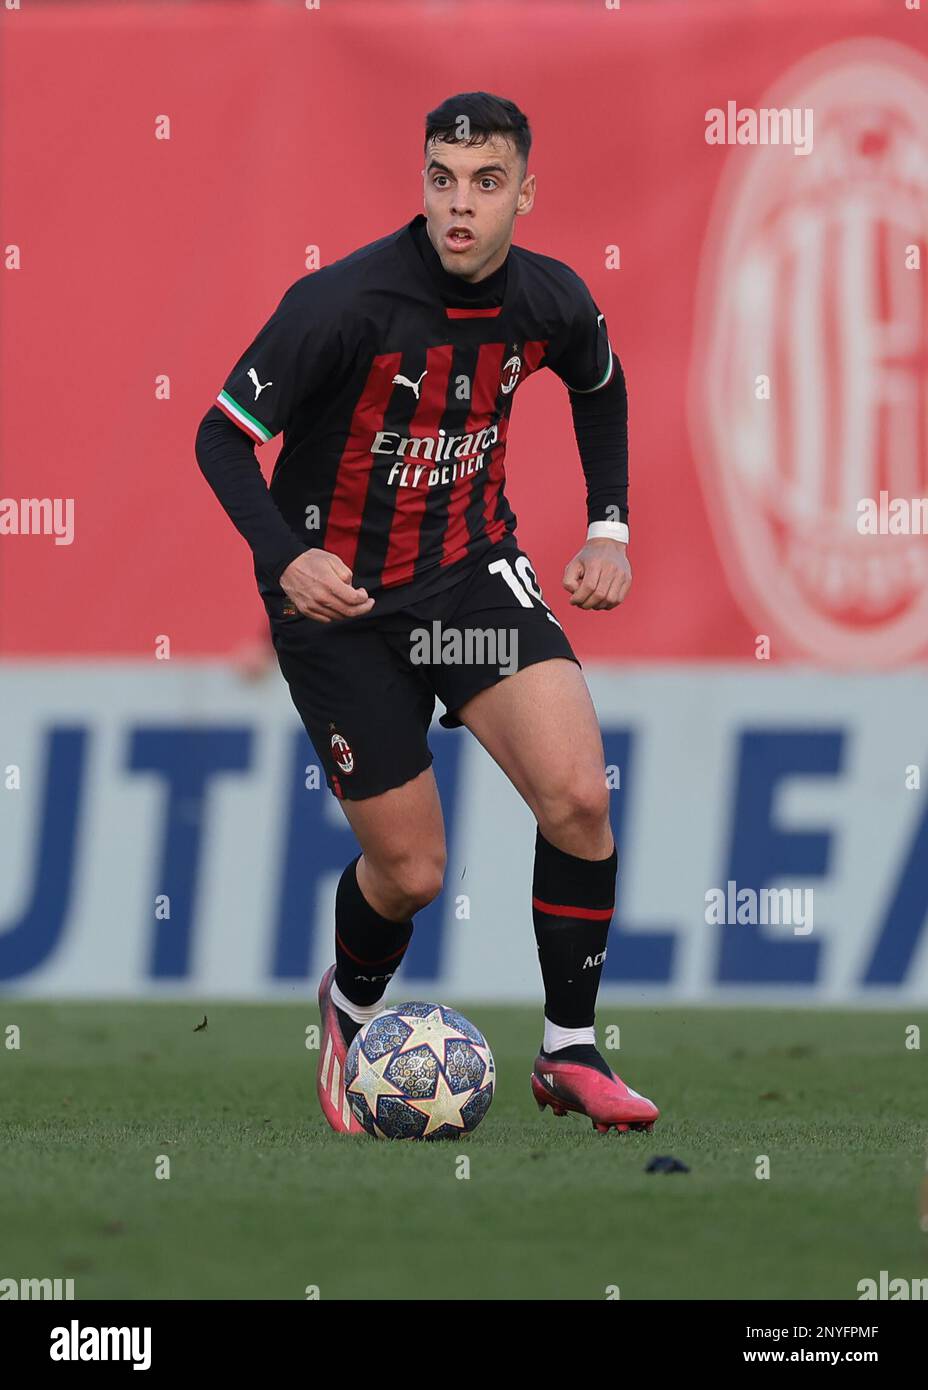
[214,275,343,446]
[569,356,628,528]
[195,405,310,582]
[544,269,614,394]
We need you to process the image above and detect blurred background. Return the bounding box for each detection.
[1,0,926,1008]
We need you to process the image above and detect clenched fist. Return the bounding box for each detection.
[563,538,631,610]
[279,549,375,623]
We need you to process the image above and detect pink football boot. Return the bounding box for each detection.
[316,965,365,1135]
[531,1050,659,1133]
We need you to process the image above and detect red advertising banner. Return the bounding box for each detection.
[1,0,926,663]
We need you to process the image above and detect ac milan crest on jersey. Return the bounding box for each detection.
[500,352,522,394]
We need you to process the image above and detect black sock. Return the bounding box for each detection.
[532,826,617,1029]
[333,854,414,1038]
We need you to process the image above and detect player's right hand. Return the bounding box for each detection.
[279,549,375,623]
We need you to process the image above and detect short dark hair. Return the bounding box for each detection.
[424,92,531,172]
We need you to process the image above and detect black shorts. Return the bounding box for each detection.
[270,536,581,800]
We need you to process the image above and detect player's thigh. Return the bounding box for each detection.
[427,539,609,829]
[457,656,610,830]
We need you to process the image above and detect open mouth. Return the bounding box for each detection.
[445,227,475,251]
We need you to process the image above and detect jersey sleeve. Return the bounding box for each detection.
[215,277,341,446]
[544,270,615,394]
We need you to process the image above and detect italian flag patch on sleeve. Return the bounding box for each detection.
[216,390,273,444]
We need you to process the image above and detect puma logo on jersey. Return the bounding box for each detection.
[248,367,273,400]
[392,370,427,400]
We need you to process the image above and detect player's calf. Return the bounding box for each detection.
[316,852,444,1134]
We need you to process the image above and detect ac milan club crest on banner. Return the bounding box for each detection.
[691,39,928,665]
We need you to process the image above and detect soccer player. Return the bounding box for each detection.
[195,92,659,1136]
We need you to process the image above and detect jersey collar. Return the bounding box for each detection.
[398,214,519,314]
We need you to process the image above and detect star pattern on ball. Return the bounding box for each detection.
[471,1042,495,1089]
[394,1007,471,1064]
[347,1044,404,1113]
[406,1069,476,1137]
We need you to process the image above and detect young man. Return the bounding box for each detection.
[196,92,658,1136]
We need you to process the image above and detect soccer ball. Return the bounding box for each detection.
[344,1001,495,1140]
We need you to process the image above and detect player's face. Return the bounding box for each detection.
[422,134,534,282]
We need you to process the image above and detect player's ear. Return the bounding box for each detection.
[517,173,536,216]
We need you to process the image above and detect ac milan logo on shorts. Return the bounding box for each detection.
[690,39,928,663]
[329,723,354,775]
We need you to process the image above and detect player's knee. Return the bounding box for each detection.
[380,849,446,918]
[538,775,610,841]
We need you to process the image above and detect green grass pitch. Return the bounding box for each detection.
[0,1003,924,1300]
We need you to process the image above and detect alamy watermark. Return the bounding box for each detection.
[857,1271,928,1300]
[856,493,928,535]
[705,881,813,935]
[0,497,75,545]
[0,1275,75,1299]
[705,101,813,156]
[49,1320,151,1370]
[409,622,518,676]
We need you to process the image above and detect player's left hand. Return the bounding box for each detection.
[563,538,631,609]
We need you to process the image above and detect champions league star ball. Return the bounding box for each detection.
[344,1002,495,1140]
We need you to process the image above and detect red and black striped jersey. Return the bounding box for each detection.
[215,214,615,616]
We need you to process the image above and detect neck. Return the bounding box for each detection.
[425,223,509,284]
[411,216,508,305]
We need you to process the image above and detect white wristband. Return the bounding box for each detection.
[587,520,629,545]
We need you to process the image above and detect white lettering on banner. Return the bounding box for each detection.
[0,667,926,1002]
